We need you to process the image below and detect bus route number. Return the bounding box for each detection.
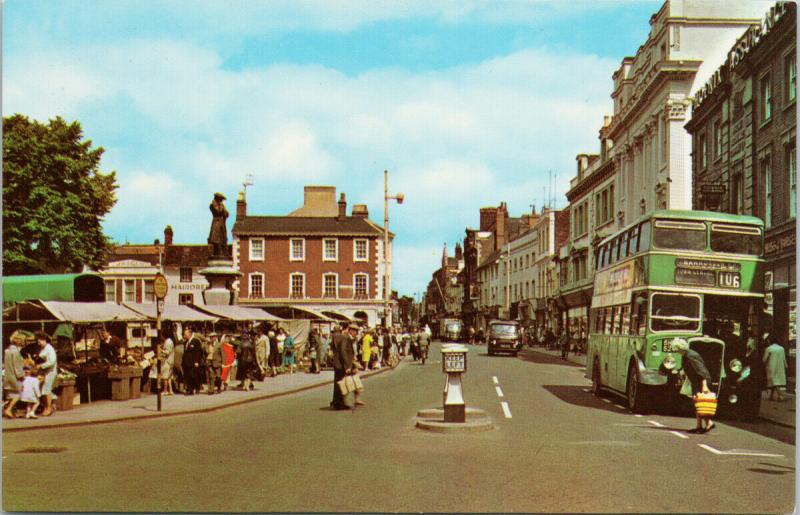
[718,271,741,289]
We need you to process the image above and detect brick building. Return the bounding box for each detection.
[232,186,394,327]
[687,3,796,350]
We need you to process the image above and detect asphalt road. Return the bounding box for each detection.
[3,342,796,513]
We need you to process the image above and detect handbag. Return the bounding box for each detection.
[352,374,364,392]
[693,392,718,416]
[337,375,357,395]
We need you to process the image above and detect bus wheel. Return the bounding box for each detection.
[626,364,648,414]
[591,359,603,397]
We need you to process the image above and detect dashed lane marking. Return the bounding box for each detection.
[501,401,513,418]
[601,398,612,404]
[493,376,499,385]
[670,431,689,440]
[495,386,504,398]
[634,414,644,418]
[647,420,665,428]
[698,444,784,458]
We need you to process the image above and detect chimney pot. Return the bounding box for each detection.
[236,191,247,221]
[338,193,347,221]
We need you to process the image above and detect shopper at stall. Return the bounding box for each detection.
[308,327,322,374]
[3,331,27,418]
[19,365,41,419]
[181,326,205,396]
[99,330,123,363]
[220,334,235,390]
[35,332,57,417]
[236,330,257,390]
[282,329,297,374]
[160,327,176,396]
[255,325,269,381]
[268,329,280,377]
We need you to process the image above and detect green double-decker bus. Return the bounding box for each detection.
[586,210,765,417]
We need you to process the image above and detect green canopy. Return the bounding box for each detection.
[3,273,105,304]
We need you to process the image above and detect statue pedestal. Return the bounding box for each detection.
[200,259,242,306]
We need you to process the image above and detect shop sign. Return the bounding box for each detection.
[729,2,787,71]
[171,283,206,291]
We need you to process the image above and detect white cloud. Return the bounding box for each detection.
[4,38,617,294]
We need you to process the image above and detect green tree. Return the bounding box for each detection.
[3,115,118,275]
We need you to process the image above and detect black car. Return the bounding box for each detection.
[487,320,521,356]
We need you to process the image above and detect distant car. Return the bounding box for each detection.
[487,320,521,357]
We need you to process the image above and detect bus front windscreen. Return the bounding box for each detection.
[650,293,701,332]
[653,220,706,251]
[710,223,762,255]
[490,324,517,336]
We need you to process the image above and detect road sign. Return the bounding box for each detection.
[154,273,168,300]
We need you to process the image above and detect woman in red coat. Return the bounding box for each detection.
[220,334,236,391]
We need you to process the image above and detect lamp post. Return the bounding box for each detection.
[384,169,404,328]
[500,244,510,318]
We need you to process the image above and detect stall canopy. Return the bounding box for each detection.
[190,304,285,322]
[123,303,218,323]
[261,305,334,321]
[3,273,105,304]
[319,309,355,323]
[3,300,148,324]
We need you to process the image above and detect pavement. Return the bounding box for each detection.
[2,360,401,432]
[527,344,797,429]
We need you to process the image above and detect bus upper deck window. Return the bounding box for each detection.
[653,220,706,251]
[619,231,629,259]
[629,225,639,254]
[639,221,651,252]
[710,223,763,255]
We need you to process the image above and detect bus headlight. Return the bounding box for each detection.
[729,359,743,373]
[728,394,738,404]
[662,354,677,370]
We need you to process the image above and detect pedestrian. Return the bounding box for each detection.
[282,330,296,374]
[206,333,223,394]
[468,326,476,345]
[181,326,205,395]
[19,365,41,419]
[417,327,431,363]
[3,331,27,418]
[361,329,373,370]
[331,324,356,410]
[308,327,322,373]
[267,329,280,377]
[220,334,236,390]
[672,338,715,434]
[560,330,570,360]
[172,335,185,394]
[255,325,269,381]
[35,332,57,417]
[159,327,176,396]
[237,330,257,391]
[763,335,788,401]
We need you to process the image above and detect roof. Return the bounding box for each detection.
[233,216,386,237]
[320,309,356,322]
[3,300,148,324]
[108,245,161,265]
[164,245,214,267]
[123,303,219,322]
[3,273,105,303]
[190,304,285,322]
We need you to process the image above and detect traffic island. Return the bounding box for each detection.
[415,407,494,433]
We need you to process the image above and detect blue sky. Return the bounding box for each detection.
[4,0,660,297]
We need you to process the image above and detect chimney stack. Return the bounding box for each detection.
[338,193,347,221]
[236,191,247,221]
[164,225,174,246]
[352,204,369,219]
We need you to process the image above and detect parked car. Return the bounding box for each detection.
[487,320,521,357]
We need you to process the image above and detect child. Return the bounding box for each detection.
[20,366,41,419]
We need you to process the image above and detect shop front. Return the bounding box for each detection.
[764,222,796,383]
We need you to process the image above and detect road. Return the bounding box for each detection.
[3,341,795,513]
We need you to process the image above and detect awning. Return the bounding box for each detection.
[190,304,285,322]
[3,300,148,324]
[2,273,105,303]
[123,303,219,322]
[320,309,356,322]
[261,305,335,321]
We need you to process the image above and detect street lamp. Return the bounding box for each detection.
[384,169,404,328]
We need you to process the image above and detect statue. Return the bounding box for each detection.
[208,192,229,258]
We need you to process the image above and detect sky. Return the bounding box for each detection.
[3,0,661,297]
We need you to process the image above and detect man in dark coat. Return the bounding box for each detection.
[181,326,205,395]
[330,324,356,410]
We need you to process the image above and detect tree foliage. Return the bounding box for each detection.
[3,115,119,275]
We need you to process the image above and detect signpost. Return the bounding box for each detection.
[441,344,468,423]
[153,273,168,411]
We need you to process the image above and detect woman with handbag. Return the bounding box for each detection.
[672,338,716,434]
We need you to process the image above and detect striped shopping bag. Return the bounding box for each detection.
[693,392,718,416]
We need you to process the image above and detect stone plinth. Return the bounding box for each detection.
[199,259,242,306]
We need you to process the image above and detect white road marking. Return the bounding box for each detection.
[601,398,612,404]
[698,444,784,458]
[492,376,499,385]
[670,431,689,440]
[582,388,590,393]
[647,420,665,428]
[501,401,512,418]
[495,386,504,398]
[634,414,644,418]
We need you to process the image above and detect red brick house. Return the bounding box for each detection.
[232,186,394,327]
